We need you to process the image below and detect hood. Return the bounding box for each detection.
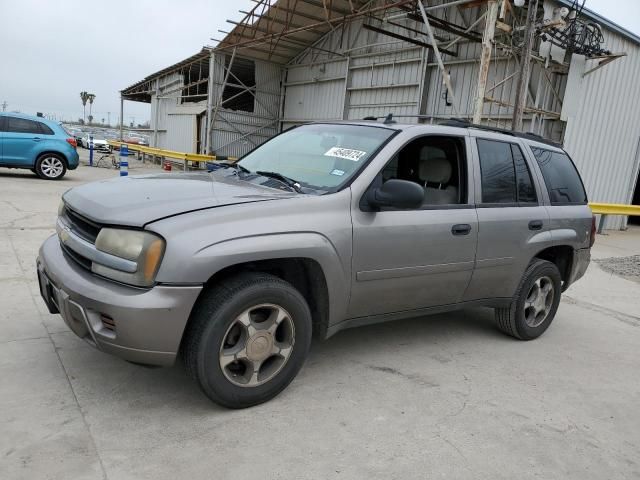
[63,172,297,227]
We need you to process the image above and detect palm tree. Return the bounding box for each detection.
[80,91,90,123]
[87,94,96,125]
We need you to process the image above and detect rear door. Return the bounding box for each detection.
[463,132,551,301]
[2,117,43,166]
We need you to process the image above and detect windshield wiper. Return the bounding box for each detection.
[255,171,303,193]
[217,161,250,174]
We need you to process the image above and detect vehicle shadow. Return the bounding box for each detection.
[0,170,73,181]
[87,306,503,413]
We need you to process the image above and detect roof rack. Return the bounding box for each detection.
[439,118,561,147]
[362,114,561,147]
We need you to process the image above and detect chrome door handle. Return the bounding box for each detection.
[451,224,471,236]
[528,220,543,231]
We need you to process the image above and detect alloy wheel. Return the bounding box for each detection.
[219,303,295,387]
[524,276,555,328]
[40,157,64,178]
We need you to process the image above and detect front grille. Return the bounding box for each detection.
[60,242,92,271]
[63,206,101,243]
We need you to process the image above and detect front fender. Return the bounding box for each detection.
[157,231,351,327]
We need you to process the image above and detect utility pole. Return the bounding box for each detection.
[512,0,539,131]
[1,101,7,112]
[472,0,499,124]
[107,112,111,126]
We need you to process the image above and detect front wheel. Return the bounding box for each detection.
[495,259,562,340]
[35,154,67,180]
[182,273,312,408]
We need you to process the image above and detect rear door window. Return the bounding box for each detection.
[7,117,42,134]
[477,139,517,204]
[477,139,539,205]
[530,147,587,204]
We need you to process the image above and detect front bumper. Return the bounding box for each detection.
[37,235,202,366]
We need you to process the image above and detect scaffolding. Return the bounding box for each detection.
[121,0,626,155]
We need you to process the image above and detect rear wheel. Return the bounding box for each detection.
[182,273,312,408]
[495,259,562,340]
[35,154,67,180]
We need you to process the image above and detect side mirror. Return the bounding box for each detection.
[366,179,424,210]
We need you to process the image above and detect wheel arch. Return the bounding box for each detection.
[186,257,332,342]
[533,245,574,290]
[36,150,69,167]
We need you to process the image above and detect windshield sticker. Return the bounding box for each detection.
[324,147,367,162]
[330,169,345,176]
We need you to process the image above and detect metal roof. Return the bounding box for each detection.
[213,0,414,64]
[120,48,210,102]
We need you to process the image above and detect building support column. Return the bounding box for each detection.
[119,95,124,141]
[472,0,499,124]
[203,49,215,154]
[512,0,539,131]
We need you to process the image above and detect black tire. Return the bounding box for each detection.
[495,259,562,340]
[35,153,67,180]
[30,168,38,175]
[182,273,312,408]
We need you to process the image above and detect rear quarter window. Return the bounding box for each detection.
[530,147,587,205]
[39,123,55,135]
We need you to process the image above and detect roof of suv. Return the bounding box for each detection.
[0,111,62,130]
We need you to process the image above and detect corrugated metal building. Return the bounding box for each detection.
[121,0,640,229]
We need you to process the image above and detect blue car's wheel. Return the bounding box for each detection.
[35,154,67,180]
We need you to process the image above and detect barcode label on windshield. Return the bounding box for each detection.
[324,147,367,162]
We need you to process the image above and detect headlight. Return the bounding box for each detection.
[92,228,165,287]
[58,200,65,217]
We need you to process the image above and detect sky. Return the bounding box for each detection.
[0,0,253,125]
[1,0,639,126]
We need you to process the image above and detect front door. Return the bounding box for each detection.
[0,117,5,163]
[349,134,478,318]
[2,116,43,165]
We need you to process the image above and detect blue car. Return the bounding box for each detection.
[0,112,80,180]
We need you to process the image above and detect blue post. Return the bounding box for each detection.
[89,135,94,167]
[120,144,129,176]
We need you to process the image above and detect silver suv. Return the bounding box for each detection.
[37,119,594,408]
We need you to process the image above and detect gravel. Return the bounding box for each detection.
[595,255,640,281]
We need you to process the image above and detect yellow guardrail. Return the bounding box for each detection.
[589,202,640,233]
[589,202,640,216]
[106,140,237,167]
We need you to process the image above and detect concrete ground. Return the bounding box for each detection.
[1,154,639,479]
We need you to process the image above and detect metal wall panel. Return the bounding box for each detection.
[209,54,282,157]
[562,31,640,229]
[163,113,197,153]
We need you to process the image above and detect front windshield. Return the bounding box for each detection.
[238,124,396,192]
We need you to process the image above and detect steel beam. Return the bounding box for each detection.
[417,0,460,115]
[362,24,457,57]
